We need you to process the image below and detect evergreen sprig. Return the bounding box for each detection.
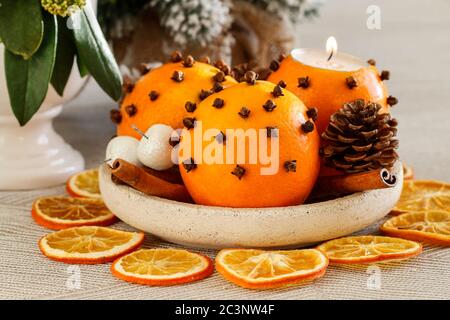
[97,0,322,47]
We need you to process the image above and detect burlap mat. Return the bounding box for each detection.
[1,189,449,299]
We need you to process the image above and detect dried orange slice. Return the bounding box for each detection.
[392,180,450,215]
[32,196,116,230]
[66,168,101,199]
[402,162,414,180]
[317,235,422,264]
[39,226,144,264]
[111,248,213,286]
[381,211,450,246]
[215,249,328,289]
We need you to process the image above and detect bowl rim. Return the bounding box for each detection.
[100,161,402,216]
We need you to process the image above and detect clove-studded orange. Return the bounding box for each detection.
[267,55,391,135]
[178,79,320,208]
[115,53,237,139]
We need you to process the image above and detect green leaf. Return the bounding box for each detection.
[0,0,44,59]
[5,13,58,126]
[72,4,122,101]
[51,17,76,96]
[76,52,90,77]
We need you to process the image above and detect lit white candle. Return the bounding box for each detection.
[291,37,366,72]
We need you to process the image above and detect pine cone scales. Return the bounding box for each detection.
[321,99,399,173]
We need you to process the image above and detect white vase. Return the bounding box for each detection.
[0,47,87,190]
[0,1,101,190]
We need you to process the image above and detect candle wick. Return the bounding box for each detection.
[327,50,334,62]
[131,124,148,139]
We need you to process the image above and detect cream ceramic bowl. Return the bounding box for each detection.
[99,161,403,249]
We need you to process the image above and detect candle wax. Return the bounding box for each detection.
[291,48,366,72]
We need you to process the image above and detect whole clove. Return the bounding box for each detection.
[244,71,257,85]
[149,90,159,101]
[271,85,284,98]
[238,107,251,119]
[170,51,183,62]
[216,131,226,144]
[346,76,358,89]
[213,82,224,93]
[380,70,390,81]
[125,104,137,117]
[306,107,318,122]
[199,89,212,100]
[182,55,195,67]
[183,117,196,129]
[301,120,315,133]
[212,98,225,109]
[185,101,197,113]
[171,70,184,82]
[182,158,197,172]
[231,165,246,179]
[266,126,278,138]
[298,76,310,89]
[263,100,277,112]
[387,96,398,106]
[269,60,280,71]
[110,109,122,124]
[284,160,297,172]
[213,71,226,83]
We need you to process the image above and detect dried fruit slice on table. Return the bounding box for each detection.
[111,248,213,286]
[39,226,144,264]
[32,196,116,230]
[381,211,450,246]
[66,168,101,199]
[215,249,328,289]
[391,180,450,215]
[317,235,422,264]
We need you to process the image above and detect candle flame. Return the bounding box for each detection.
[326,36,337,61]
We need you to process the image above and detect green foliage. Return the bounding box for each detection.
[1,1,122,126]
[4,13,57,126]
[72,5,122,101]
[51,17,76,96]
[0,0,44,59]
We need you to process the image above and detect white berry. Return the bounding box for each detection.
[105,136,140,167]
[137,124,177,171]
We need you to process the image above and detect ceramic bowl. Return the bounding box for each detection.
[99,161,403,249]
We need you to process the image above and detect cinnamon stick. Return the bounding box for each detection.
[141,165,183,185]
[310,168,397,201]
[110,159,192,203]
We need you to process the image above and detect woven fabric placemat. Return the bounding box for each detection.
[1,190,449,299]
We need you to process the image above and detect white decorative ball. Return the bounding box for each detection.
[137,124,177,171]
[105,136,140,167]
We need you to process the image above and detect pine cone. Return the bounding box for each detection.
[321,99,399,173]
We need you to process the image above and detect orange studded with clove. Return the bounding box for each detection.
[268,55,391,135]
[116,53,237,139]
[178,81,320,208]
